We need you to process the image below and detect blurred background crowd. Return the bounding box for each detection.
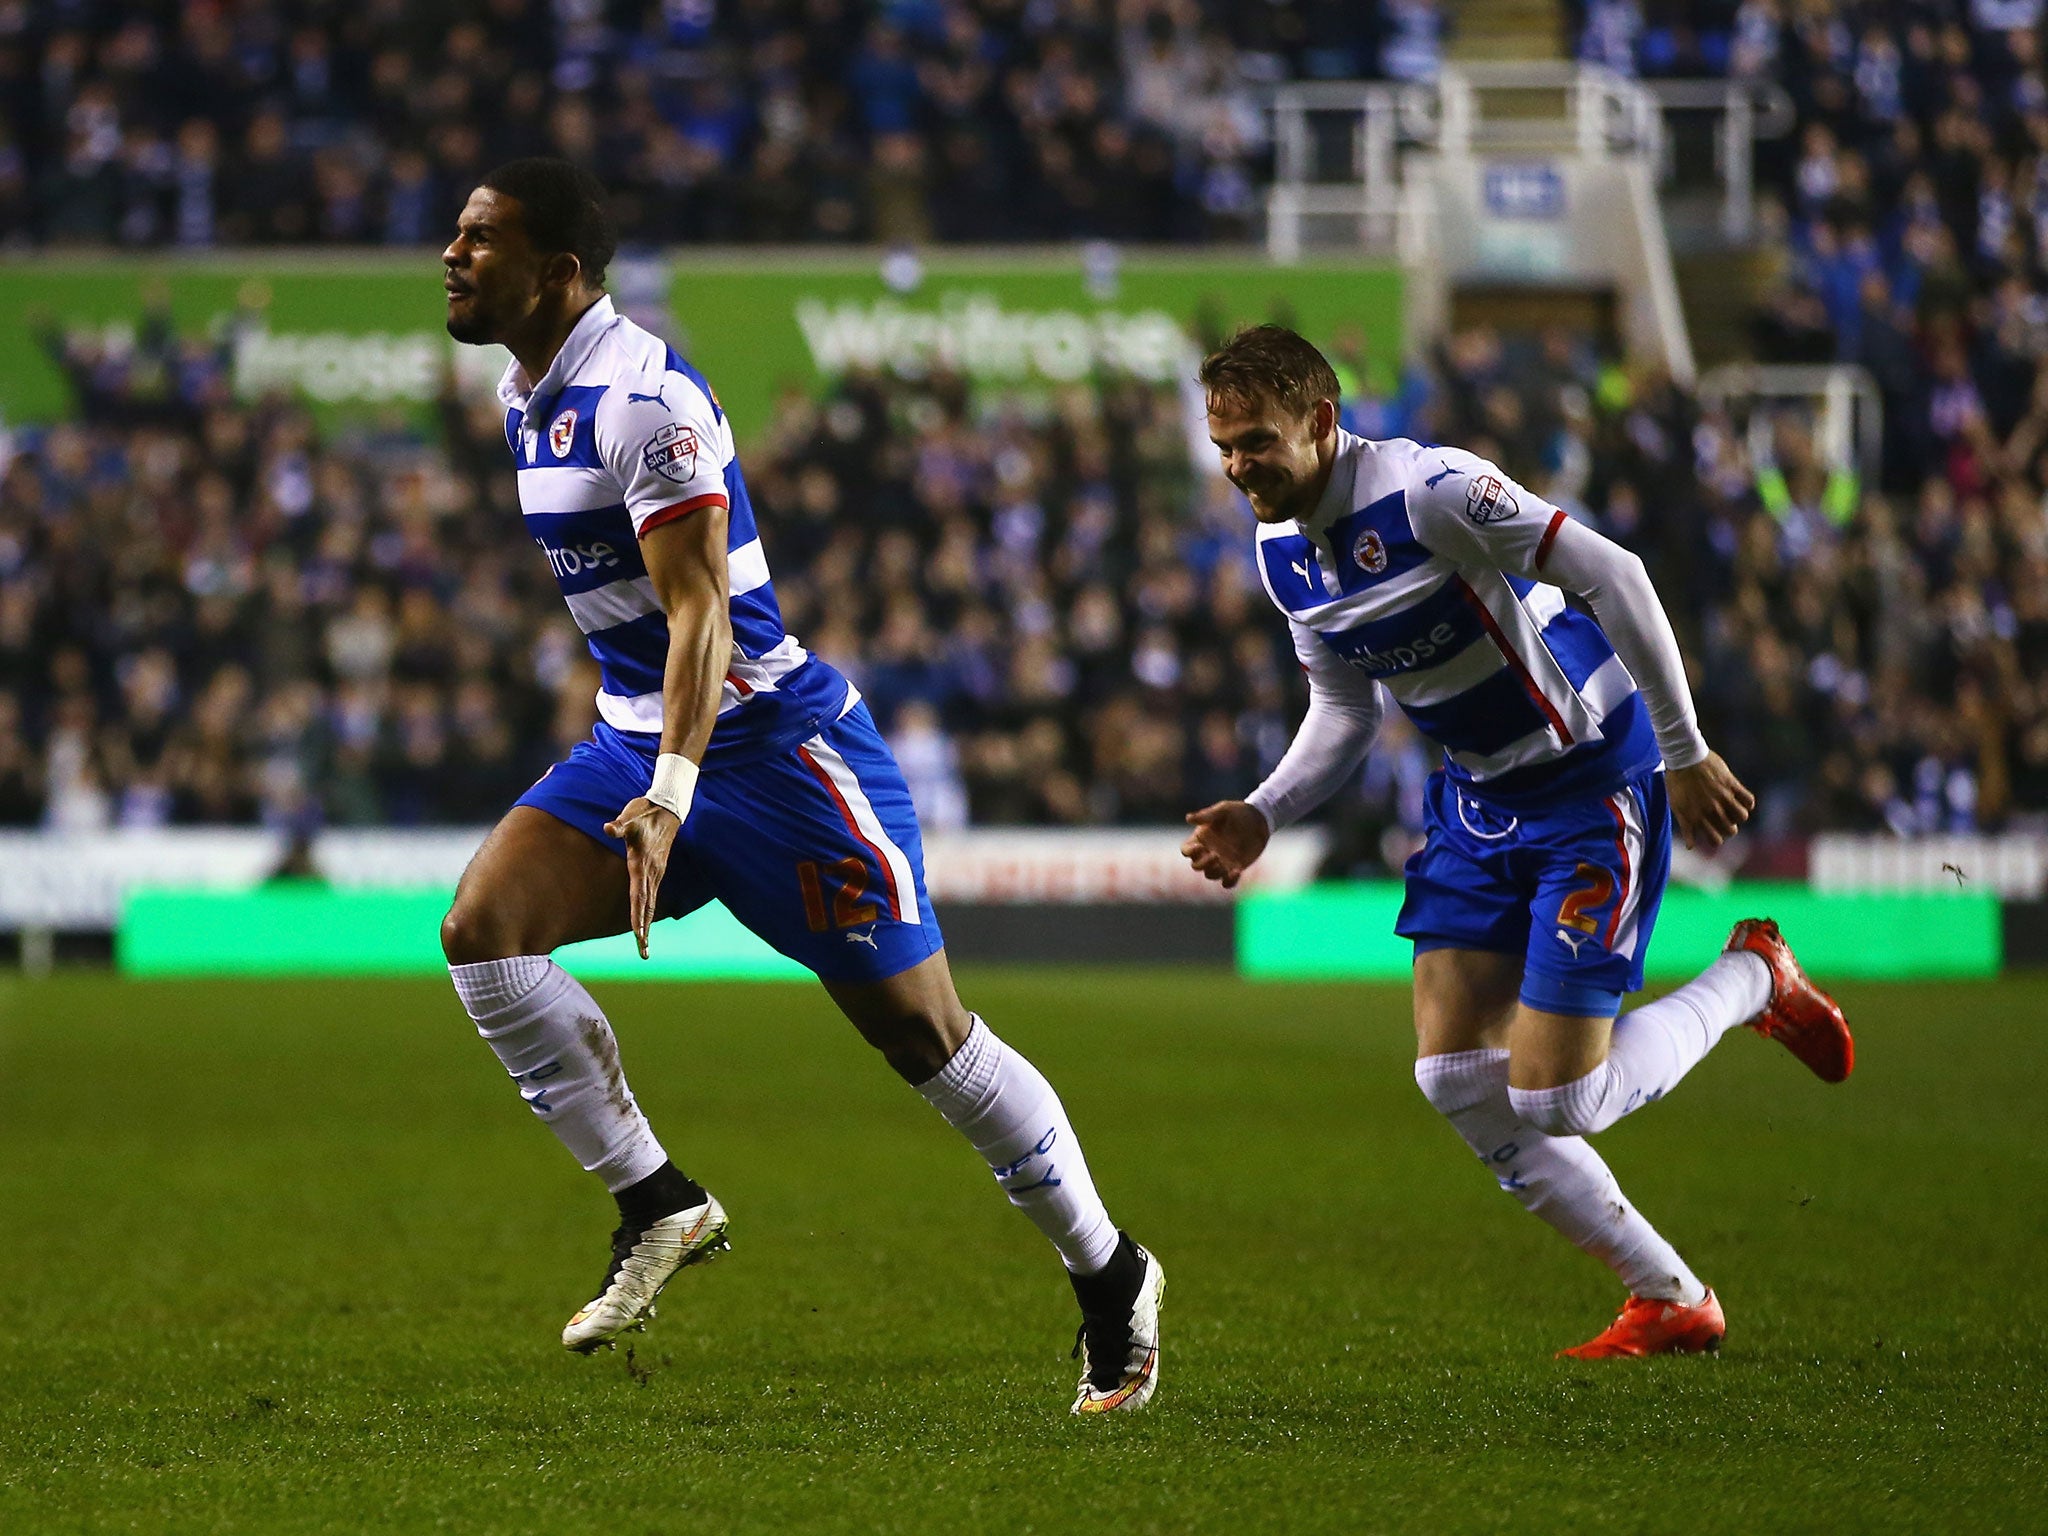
[1,0,2045,862]
[0,0,1436,249]
[1553,0,2048,852]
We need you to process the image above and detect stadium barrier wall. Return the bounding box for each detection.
[0,826,1326,931]
[0,830,2022,978]
[1809,832,2047,898]
[119,887,806,980]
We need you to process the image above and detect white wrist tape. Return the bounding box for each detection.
[646,753,699,822]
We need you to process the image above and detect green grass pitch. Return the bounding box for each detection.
[0,967,2040,1534]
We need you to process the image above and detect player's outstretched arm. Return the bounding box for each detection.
[604,506,733,956]
[1183,620,1382,887]
[1409,456,1756,852]
[1534,517,1754,849]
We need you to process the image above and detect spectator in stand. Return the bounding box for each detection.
[2,2,1449,251]
[9,291,2046,840]
[1567,0,2048,839]
[1380,0,1446,83]
[0,291,1318,832]
[10,0,2047,844]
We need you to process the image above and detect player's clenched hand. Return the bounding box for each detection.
[604,797,681,959]
[1181,801,1271,890]
[1665,751,1755,852]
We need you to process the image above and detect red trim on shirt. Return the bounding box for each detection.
[725,671,754,697]
[1454,577,1575,746]
[1534,509,1568,571]
[795,746,904,922]
[638,493,728,535]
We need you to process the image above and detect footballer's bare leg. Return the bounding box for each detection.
[442,807,729,1353]
[1409,947,1718,1338]
[818,945,972,1084]
[825,949,1164,1415]
[443,806,632,962]
[1502,961,1772,1132]
[1413,947,1520,1058]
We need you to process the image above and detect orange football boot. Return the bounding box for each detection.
[1558,1289,1726,1359]
[1724,918,1855,1082]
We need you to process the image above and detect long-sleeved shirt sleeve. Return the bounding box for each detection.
[1405,451,1709,772]
[1246,617,1386,831]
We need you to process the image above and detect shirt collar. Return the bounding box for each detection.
[1294,428,1363,556]
[495,295,619,411]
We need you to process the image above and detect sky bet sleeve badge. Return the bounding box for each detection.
[1465,473,1518,524]
[643,421,700,483]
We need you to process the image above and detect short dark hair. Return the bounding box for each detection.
[480,158,617,289]
[1198,324,1341,419]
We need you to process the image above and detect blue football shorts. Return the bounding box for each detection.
[1394,766,1672,1018]
[517,702,946,983]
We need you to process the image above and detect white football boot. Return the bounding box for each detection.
[561,1195,730,1353]
[1070,1235,1164,1415]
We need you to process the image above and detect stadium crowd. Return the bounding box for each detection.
[0,0,1429,250]
[0,303,1317,837]
[2,0,2043,852]
[1546,0,2048,851]
[2,290,2041,853]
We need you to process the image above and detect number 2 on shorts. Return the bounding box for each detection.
[1557,861,1615,936]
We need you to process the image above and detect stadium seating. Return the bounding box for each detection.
[1,0,2039,843]
[0,1,1411,249]
[1551,1,2047,841]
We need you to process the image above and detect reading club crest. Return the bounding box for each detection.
[1352,528,1388,574]
[548,409,578,459]
[1465,474,1518,524]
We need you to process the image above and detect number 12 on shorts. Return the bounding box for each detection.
[797,857,880,932]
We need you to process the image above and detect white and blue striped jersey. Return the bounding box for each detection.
[497,297,851,765]
[1254,431,1662,808]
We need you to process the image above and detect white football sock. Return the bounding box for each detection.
[450,956,669,1193]
[1416,1049,1706,1304]
[915,1016,1120,1275]
[1508,951,1771,1138]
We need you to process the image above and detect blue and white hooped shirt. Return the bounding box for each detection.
[497,297,852,767]
[1253,431,1661,809]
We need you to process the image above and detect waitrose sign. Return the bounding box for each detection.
[0,254,1401,441]
[233,325,450,401]
[793,293,1193,382]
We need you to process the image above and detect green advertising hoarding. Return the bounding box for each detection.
[666,251,1404,437]
[121,886,808,980]
[122,880,2000,981]
[1238,882,2002,981]
[0,250,1402,443]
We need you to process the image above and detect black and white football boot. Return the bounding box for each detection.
[1068,1232,1164,1414]
[561,1195,730,1353]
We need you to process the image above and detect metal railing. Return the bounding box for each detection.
[1264,68,1794,259]
[1264,80,1427,262]
[1698,363,1885,484]
[1430,61,1662,156]
[1638,77,1796,244]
